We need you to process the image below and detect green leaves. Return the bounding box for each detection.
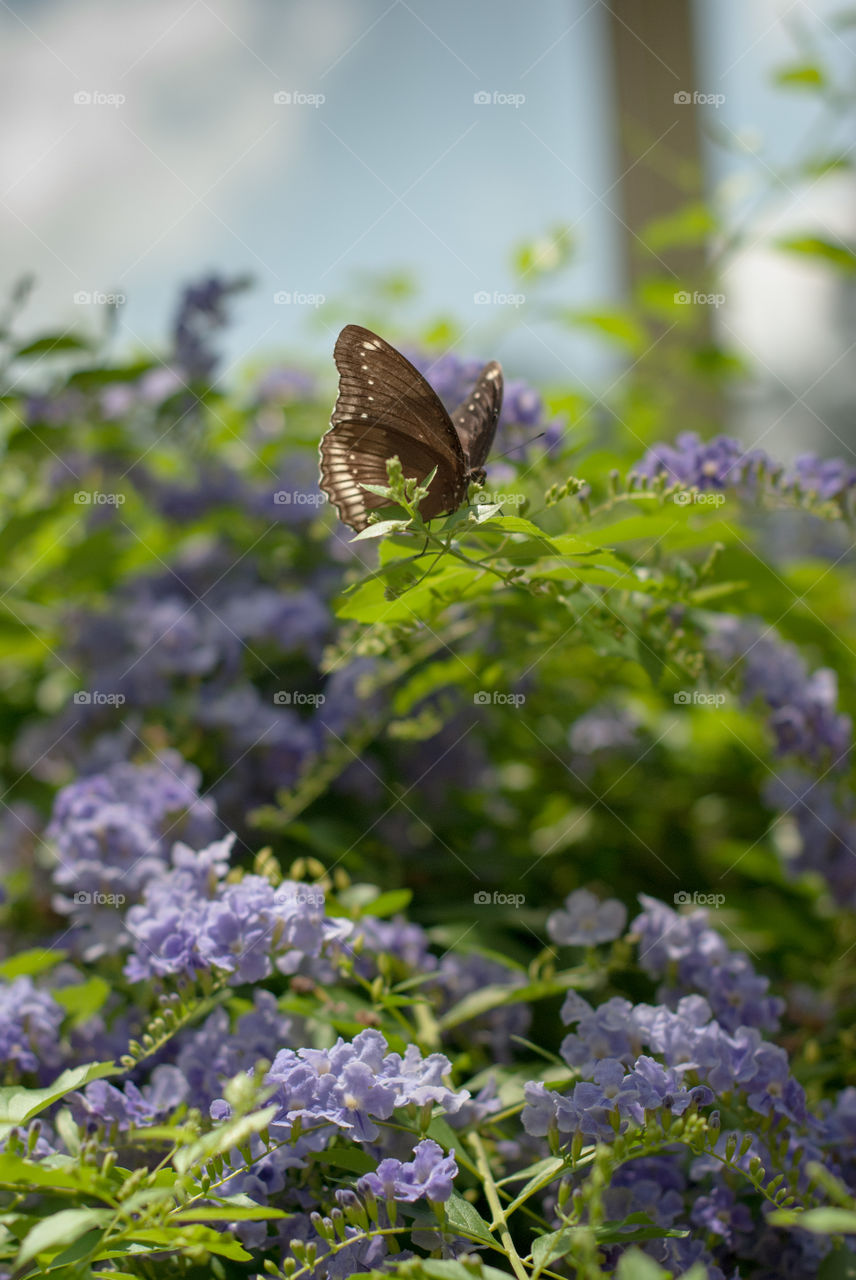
[775,235,856,275]
[0,1063,117,1140]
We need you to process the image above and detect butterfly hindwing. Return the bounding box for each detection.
[450,361,503,471]
[320,325,468,530]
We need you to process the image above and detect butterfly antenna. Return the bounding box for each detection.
[491,431,546,463]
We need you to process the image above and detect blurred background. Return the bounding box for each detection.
[1,0,854,455]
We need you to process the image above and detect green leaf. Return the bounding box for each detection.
[17,1208,111,1268]
[444,1190,496,1245]
[775,236,856,275]
[15,334,91,358]
[532,1226,577,1274]
[359,888,413,917]
[503,1156,566,1216]
[769,1207,856,1234]
[351,519,412,541]
[308,1146,377,1175]
[172,1105,277,1175]
[616,1249,684,1279]
[774,63,827,88]
[0,1062,117,1136]
[0,949,64,980]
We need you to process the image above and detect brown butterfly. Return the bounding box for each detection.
[319,324,503,531]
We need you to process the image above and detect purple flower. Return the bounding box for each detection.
[356,1139,457,1203]
[785,453,856,500]
[548,888,627,946]
[569,705,639,754]
[71,1065,188,1132]
[691,1183,753,1246]
[171,272,249,380]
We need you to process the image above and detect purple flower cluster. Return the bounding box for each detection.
[22,548,350,830]
[708,618,856,905]
[635,431,767,490]
[47,752,219,956]
[709,618,851,766]
[239,1029,469,1150]
[71,1064,188,1133]
[635,430,856,502]
[356,1138,457,1203]
[171,272,249,381]
[0,976,64,1078]
[550,984,803,1126]
[124,835,350,984]
[632,894,784,1032]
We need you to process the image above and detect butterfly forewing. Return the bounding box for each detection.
[320,325,468,530]
[450,361,503,471]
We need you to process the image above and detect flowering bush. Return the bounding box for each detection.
[2,44,856,1279]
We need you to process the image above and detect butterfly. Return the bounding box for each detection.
[319,324,503,531]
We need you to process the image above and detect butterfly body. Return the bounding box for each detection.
[319,325,503,530]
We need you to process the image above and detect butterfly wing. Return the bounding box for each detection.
[320,325,468,530]
[450,361,503,471]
